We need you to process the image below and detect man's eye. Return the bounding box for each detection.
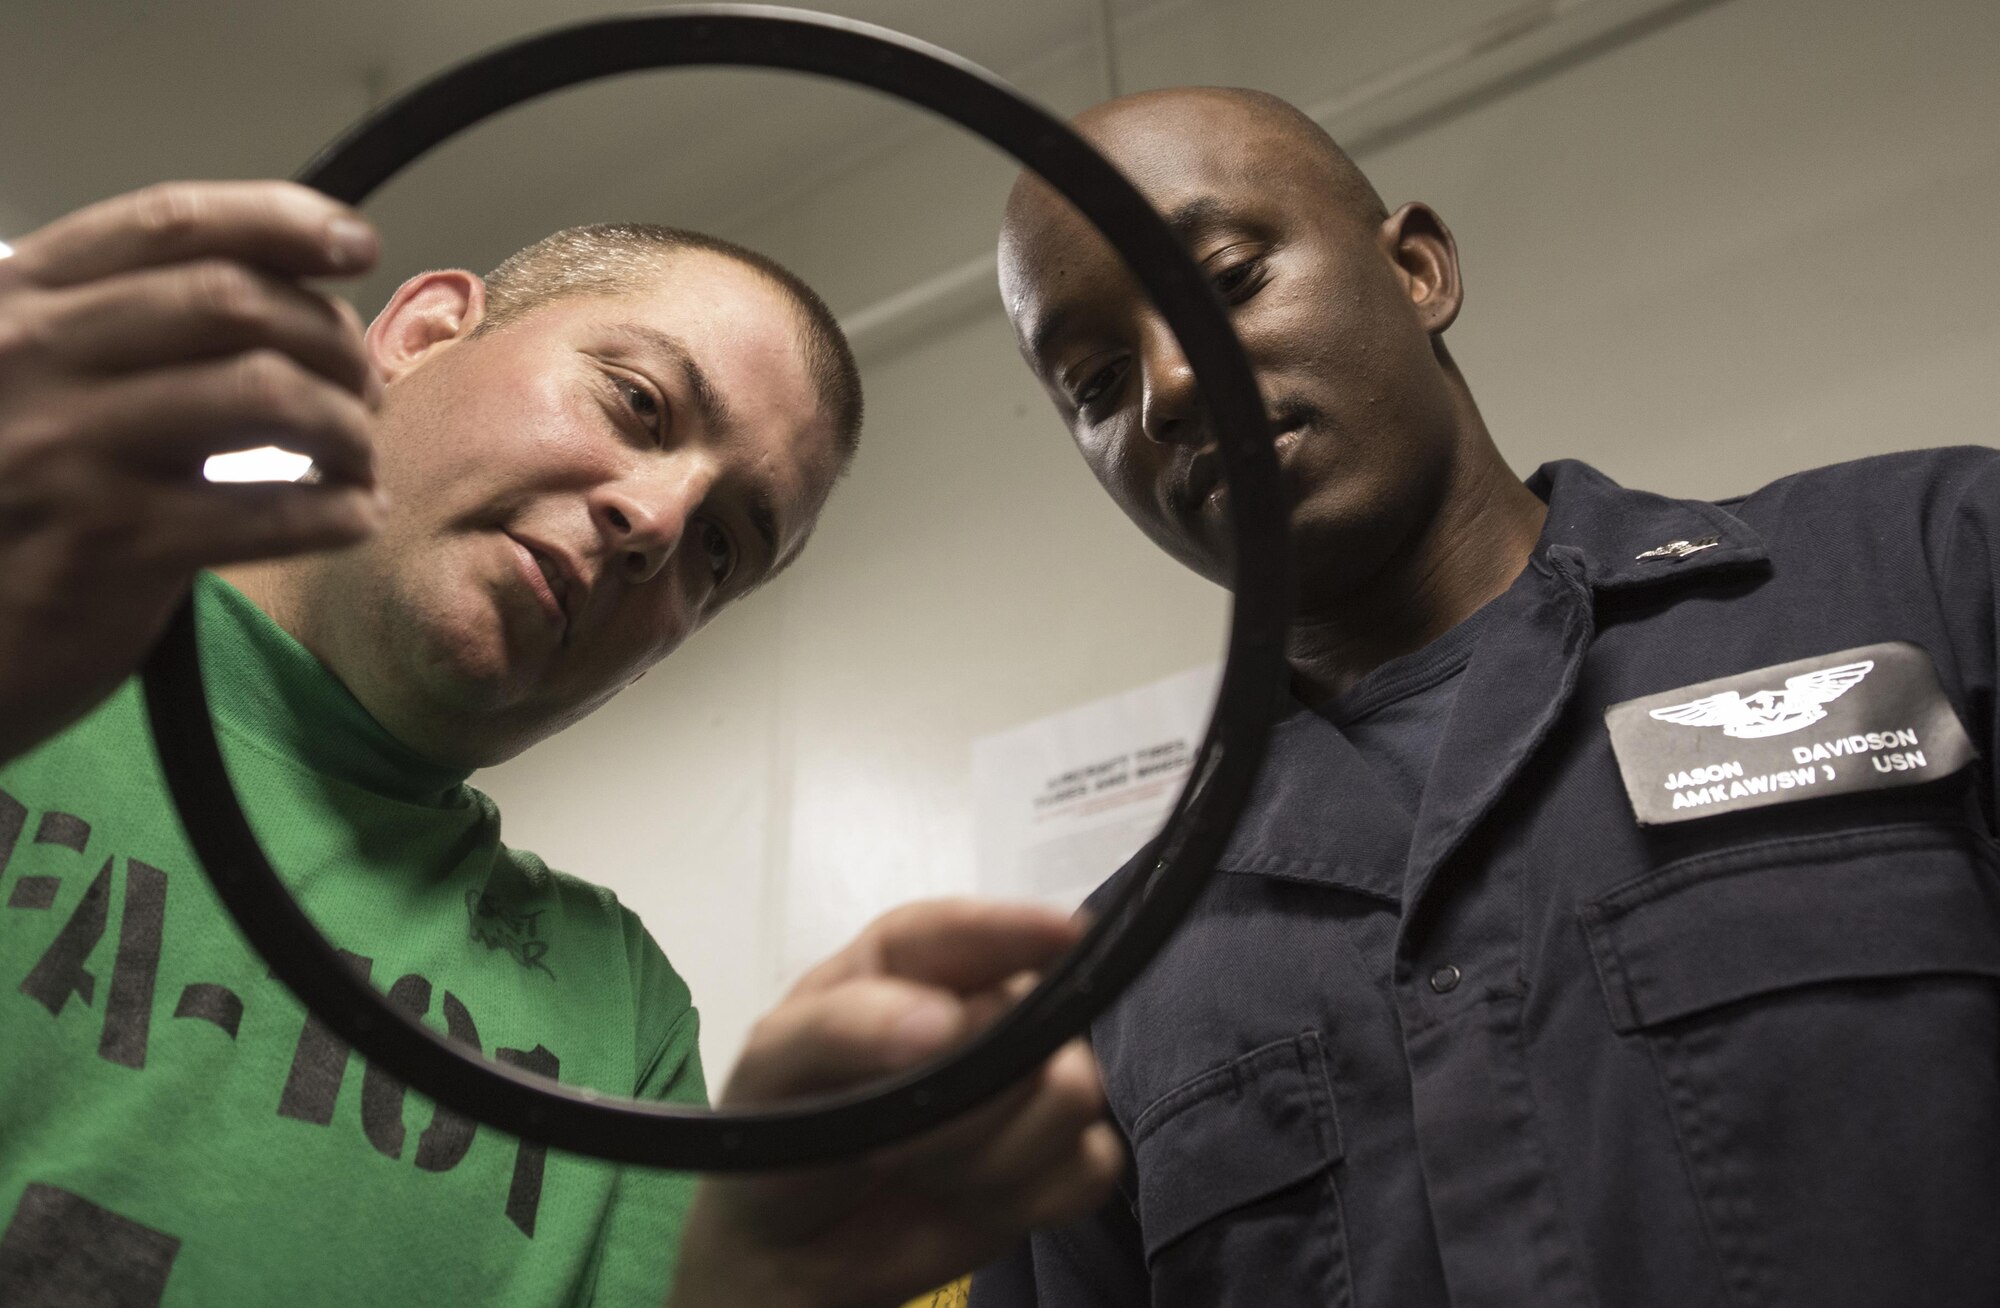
[1072,360,1125,411]
[697,519,736,585]
[617,376,663,431]
[1209,255,1265,302]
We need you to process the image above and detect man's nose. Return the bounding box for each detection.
[1138,323,1206,446]
[590,470,706,584]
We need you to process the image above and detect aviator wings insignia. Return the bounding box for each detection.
[1648,660,1874,738]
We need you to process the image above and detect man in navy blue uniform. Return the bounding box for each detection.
[973,84,2000,1307]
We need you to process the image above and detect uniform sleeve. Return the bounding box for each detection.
[968,866,1154,1308]
[1927,447,2000,827]
[968,1191,1151,1308]
[581,917,709,1306]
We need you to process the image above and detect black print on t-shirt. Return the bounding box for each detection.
[465,890,556,980]
[98,860,165,1069]
[172,983,245,1039]
[3,788,569,1242]
[16,849,174,1075]
[412,993,481,1173]
[20,858,112,1016]
[34,810,91,854]
[363,972,438,1159]
[277,948,371,1125]
[0,790,25,872]
[8,876,60,910]
[0,1183,181,1308]
[496,1045,560,1237]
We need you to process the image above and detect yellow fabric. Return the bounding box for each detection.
[903,1280,970,1308]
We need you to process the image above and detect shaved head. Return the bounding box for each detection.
[1062,86,1386,229]
[995,83,1494,611]
[1001,87,1388,285]
[995,82,1545,701]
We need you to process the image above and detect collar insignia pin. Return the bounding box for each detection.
[1635,535,1721,563]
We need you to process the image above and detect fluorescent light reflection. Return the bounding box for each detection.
[0,240,13,258]
[204,446,314,483]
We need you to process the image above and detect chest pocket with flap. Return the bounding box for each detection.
[1579,821,2000,1307]
[1130,1031,1354,1306]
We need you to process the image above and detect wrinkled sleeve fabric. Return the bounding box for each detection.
[972,859,1156,1308]
[970,1187,1150,1308]
[583,914,708,1307]
[1921,446,2000,825]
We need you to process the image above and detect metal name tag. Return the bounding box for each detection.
[1604,641,1977,826]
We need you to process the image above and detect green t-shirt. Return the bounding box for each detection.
[0,575,705,1306]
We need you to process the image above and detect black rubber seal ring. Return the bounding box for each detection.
[139,3,1291,1169]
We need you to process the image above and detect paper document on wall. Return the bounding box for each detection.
[972,664,1222,910]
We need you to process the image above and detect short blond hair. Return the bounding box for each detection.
[477,223,862,462]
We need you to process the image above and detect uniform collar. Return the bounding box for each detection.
[1526,459,1769,591]
[1208,461,1768,897]
[1213,705,1411,903]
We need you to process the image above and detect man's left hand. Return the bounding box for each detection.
[669,900,1123,1308]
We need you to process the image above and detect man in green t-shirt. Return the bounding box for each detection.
[0,182,1118,1305]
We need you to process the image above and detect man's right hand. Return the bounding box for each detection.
[0,181,386,764]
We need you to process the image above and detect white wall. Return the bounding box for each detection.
[478,0,2000,1082]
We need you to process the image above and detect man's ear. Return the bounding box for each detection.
[365,269,488,383]
[1380,202,1463,336]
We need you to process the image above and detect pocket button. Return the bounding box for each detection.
[1430,964,1462,994]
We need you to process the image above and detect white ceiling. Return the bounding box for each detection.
[0,0,1160,310]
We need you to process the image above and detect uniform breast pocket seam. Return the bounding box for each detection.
[1579,820,2000,1033]
[1128,1030,1345,1261]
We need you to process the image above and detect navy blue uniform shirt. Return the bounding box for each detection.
[973,449,2000,1308]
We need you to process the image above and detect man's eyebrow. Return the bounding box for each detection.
[1164,196,1235,246]
[1027,304,1072,366]
[604,324,736,438]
